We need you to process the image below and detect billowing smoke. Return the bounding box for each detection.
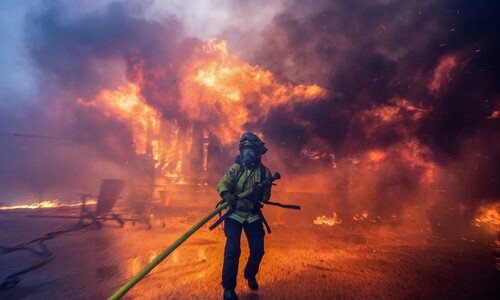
[1,1,195,202]
[0,0,498,229]
[252,0,499,220]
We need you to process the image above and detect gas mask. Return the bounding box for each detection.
[240,146,260,169]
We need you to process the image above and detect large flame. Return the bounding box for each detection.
[72,38,440,200]
[180,38,327,144]
[77,83,160,155]
[75,38,328,185]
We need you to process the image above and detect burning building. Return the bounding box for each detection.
[0,0,497,214]
[0,0,499,299]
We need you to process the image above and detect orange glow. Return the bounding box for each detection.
[76,38,327,186]
[486,111,500,119]
[396,139,437,184]
[314,212,342,226]
[129,250,162,277]
[368,150,386,162]
[371,98,428,124]
[353,210,369,221]
[180,38,327,144]
[361,98,436,184]
[428,55,458,93]
[393,98,428,121]
[149,250,160,263]
[353,211,380,223]
[375,105,400,122]
[78,83,160,155]
[474,202,500,230]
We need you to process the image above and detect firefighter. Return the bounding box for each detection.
[217,132,272,300]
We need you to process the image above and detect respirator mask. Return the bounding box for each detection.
[237,132,267,169]
[240,146,260,169]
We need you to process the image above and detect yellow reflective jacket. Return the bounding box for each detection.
[217,163,272,221]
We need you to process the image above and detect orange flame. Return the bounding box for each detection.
[474,202,500,229]
[77,83,160,155]
[0,200,96,210]
[353,210,369,221]
[180,38,328,144]
[314,212,342,226]
[76,38,327,185]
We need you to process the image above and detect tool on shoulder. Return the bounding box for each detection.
[258,173,300,208]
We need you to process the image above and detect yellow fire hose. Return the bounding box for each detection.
[108,188,258,299]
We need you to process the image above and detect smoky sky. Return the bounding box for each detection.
[24,2,204,157]
[0,1,191,202]
[26,1,190,110]
[256,0,499,196]
[257,0,499,150]
[0,0,498,211]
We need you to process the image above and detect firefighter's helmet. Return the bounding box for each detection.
[239,132,268,155]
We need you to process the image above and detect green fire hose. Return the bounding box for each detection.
[108,200,229,300]
[108,201,228,299]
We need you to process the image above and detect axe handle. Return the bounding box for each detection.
[264,201,301,210]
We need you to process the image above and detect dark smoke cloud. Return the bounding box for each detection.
[254,0,499,216]
[257,0,499,149]
[26,1,192,111]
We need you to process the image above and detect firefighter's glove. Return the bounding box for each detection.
[222,192,237,209]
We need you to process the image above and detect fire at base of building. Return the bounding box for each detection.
[131,118,214,209]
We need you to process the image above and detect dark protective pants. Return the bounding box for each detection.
[222,218,265,290]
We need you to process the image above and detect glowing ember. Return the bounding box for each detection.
[353,210,369,221]
[474,202,500,228]
[314,213,342,226]
[352,211,380,223]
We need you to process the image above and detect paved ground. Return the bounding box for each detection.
[0,200,498,300]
